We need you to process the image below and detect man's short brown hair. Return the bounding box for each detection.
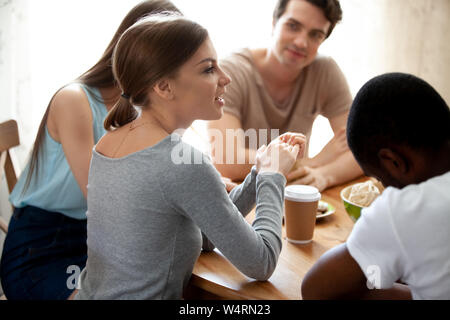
[273,0,343,38]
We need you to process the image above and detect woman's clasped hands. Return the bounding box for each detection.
[256,132,306,177]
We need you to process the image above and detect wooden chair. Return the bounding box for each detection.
[0,120,20,299]
[0,120,20,234]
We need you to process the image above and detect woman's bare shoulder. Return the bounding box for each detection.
[51,83,89,109]
[94,127,127,158]
[46,83,93,141]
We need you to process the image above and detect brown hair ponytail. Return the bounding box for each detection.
[104,96,138,131]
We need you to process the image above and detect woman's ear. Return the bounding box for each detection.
[153,79,174,100]
[378,148,408,177]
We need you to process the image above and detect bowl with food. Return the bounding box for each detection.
[340,180,384,222]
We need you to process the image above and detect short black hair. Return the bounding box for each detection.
[273,0,343,38]
[347,73,450,168]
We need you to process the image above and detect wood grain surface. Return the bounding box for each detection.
[185,176,369,300]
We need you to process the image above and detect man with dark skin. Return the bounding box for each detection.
[301,73,450,300]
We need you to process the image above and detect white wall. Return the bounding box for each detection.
[327,0,450,102]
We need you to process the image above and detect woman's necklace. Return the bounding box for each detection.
[111,120,152,157]
[129,120,151,131]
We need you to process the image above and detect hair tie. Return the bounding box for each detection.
[121,93,130,100]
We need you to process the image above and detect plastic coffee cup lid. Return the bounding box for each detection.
[285,185,321,202]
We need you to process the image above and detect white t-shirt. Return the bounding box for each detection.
[347,171,450,300]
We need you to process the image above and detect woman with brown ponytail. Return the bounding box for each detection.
[74,13,306,300]
[0,1,180,300]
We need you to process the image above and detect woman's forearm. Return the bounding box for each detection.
[214,147,257,181]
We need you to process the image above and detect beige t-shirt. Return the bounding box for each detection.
[220,48,352,151]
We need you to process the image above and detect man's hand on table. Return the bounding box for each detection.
[287,165,330,192]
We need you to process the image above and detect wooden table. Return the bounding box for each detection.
[185,176,369,300]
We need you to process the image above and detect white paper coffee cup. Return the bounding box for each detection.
[284,185,321,244]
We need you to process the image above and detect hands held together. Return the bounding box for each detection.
[220,132,305,193]
[256,132,306,177]
[286,128,348,192]
[221,129,352,192]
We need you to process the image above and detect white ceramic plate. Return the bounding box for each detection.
[316,201,335,219]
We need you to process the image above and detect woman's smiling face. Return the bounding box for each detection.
[169,37,231,123]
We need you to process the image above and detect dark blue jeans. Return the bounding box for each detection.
[0,206,87,300]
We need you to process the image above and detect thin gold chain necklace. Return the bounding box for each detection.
[129,120,151,131]
[111,120,152,157]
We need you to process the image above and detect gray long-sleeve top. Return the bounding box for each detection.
[75,133,286,300]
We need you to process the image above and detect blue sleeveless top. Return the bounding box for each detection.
[9,85,108,220]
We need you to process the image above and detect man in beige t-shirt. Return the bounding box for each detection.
[208,0,362,191]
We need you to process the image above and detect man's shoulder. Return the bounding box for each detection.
[302,55,349,94]
[306,54,339,72]
[220,48,255,74]
[370,171,450,224]
[396,171,450,209]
